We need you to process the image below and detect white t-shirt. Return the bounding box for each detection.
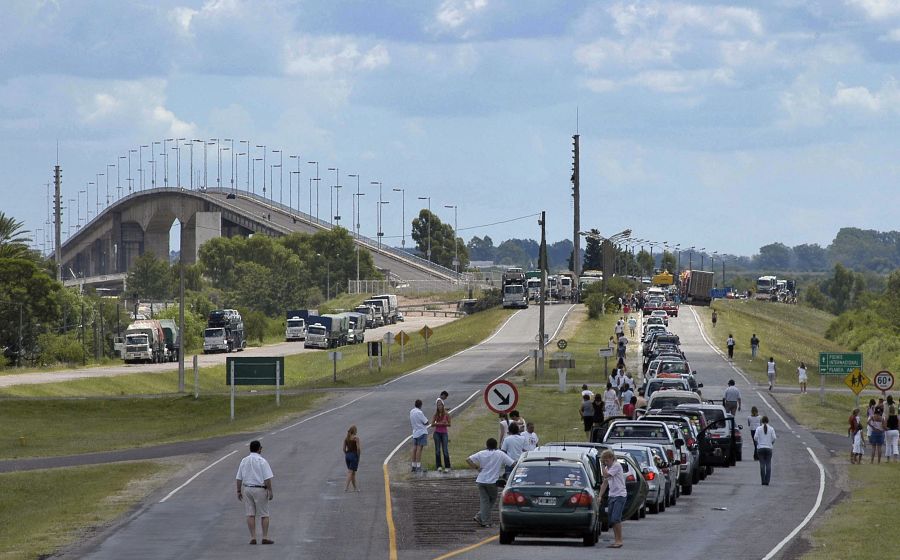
[613,372,626,390]
[582,389,594,400]
[500,433,527,461]
[754,425,777,449]
[767,361,777,375]
[410,407,429,438]
[615,321,624,334]
[235,453,274,486]
[523,431,539,451]
[468,449,514,484]
[797,367,807,380]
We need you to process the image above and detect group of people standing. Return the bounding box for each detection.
[409,391,453,473]
[850,396,900,464]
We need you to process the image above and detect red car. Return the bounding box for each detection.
[661,301,679,317]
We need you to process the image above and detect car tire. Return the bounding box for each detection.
[639,505,646,518]
[499,530,515,545]
[699,467,707,481]
[630,509,640,521]
[669,491,677,506]
[649,501,659,514]
[692,468,700,485]
[583,527,596,547]
[681,482,693,495]
[659,497,666,513]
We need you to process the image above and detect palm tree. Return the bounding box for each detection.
[0,212,32,259]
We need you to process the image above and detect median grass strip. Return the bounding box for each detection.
[0,461,171,560]
[0,308,512,398]
[0,393,323,460]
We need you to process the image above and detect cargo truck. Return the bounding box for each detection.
[345,312,368,344]
[158,319,180,362]
[203,309,246,353]
[502,283,528,308]
[353,305,377,328]
[285,316,307,341]
[304,315,350,349]
[363,298,389,327]
[681,270,715,305]
[123,320,167,363]
[371,294,399,324]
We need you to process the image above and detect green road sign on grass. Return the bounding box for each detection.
[819,352,863,375]
[226,356,284,420]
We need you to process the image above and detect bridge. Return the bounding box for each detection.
[59,187,460,291]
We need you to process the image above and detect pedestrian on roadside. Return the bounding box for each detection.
[628,316,637,337]
[753,416,776,485]
[467,438,513,528]
[723,379,742,415]
[885,396,899,462]
[581,383,594,400]
[624,396,638,419]
[620,383,634,409]
[767,357,777,390]
[866,399,876,442]
[612,368,626,392]
[750,334,760,360]
[436,390,449,408]
[604,382,620,418]
[615,318,625,340]
[617,336,628,360]
[711,310,718,328]
[852,419,865,464]
[409,399,429,473]
[432,400,452,473]
[500,423,527,475]
[608,336,616,350]
[797,362,808,394]
[636,387,647,410]
[747,407,762,460]
[509,410,526,433]
[592,394,604,432]
[599,449,626,548]
[343,425,361,492]
[523,422,539,451]
[498,412,512,446]
[235,440,275,545]
[868,406,886,464]
[580,393,595,436]
[726,334,735,360]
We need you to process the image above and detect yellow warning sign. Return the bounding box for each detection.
[395,331,410,345]
[844,368,869,395]
[419,325,433,340]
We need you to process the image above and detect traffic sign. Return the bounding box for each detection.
[844,368,869,395]
[484,379,519,414]
[383,331,394,344]
[556,339,568,350]
[549,352,575,369]
[819,352,863,375]
[419,325,433,340]
[598,348,614,358]
[395,331,410,345]
[874,370,894,392]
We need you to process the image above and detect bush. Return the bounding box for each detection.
[35,332,83,366]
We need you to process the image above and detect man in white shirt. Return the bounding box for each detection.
[500,423,527,475]
[523,422,539,451]
[467,438,513,527]
[235,440,275,545]
[410,399,430,472]
[581,384,594,400]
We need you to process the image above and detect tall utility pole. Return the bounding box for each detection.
[572,133,581,277]
[538,210,547,377]
[53,164,62,282]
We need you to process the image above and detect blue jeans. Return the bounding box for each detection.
[434,432,450,469]
[757,448,772,484]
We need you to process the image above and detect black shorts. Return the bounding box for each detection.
[583,417,593,432]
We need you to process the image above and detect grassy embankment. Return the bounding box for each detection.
[696,300,900,559]
[0,461,173,560]
[0,308,512,459]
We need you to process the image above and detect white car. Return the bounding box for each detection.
[650,310,669,326]
[608,443,668,514]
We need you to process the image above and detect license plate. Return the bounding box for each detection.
[536,497,557,506]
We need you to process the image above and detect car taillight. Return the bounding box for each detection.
[568,491,593,507]
[687,438,696,447]
[502,491,528,506]
[680,452,687,464]
[644,471,656,481]
[626,474,636,482]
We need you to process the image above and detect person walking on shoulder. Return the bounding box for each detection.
[235,440,274,545]
[433,401,452,472]
[885,396,899,462]
[723,379,741,416]
[868,406,886,464]
[767,357,777,390]
[343,426,361,492]
[711,310,718,328]
[409,399,429,473]
[580,394,595,437]
[628,315,637,337]
[753,416,776,485]
[726,334,735,360]
[467,438,513,528]
[599,449,626,548]
[797,362,808,394]
[747,407,762,460]
[750,334,759,360]
[603,382,620,418]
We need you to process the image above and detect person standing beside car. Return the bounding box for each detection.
[467,438,513,528]
[599,449,626,549]
[754,416,776,485]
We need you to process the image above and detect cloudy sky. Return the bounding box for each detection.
[4,0,900,257]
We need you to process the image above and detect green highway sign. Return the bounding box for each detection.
[819,352,863,376]
[226,356,284,385]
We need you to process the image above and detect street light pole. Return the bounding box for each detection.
[290,155,302,211]
[273,149,283,205]
[418,196,431,261]
[256,144,267,199]
[327,167,341,226]
[444,204,458,273]
[308,161,320,221]
[393,187,406,248]
[370,181,383,246]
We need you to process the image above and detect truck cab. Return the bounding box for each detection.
[503,284,528,309]
[203,327,230,353]
[124,333,152,363]
[285,316,307,341]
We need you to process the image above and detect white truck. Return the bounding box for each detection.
[371,294,399,324]
[502,284,528,309]
[285,316,307,341]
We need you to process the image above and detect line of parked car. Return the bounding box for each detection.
[281,294,405,350]
[496,300,743,546]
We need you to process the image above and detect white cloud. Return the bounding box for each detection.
[574,38,679,70]
[76,80,197,138]
[880,28,900,41]
[169,7,198,36]
[831,80,900,112]
[778,76,827,127]
[168,0,242,36]
[847,0,900,20]
[607,2,763,37]
[283,37,390,76]
[428,0,488,37]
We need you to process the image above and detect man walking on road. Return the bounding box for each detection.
[410,399,429,472]
[750,334,760,360]
[726,334,735,361]
[467,438,513,527]
[235,440,274,545]
[723,379,741,415]
[767,358,777,390]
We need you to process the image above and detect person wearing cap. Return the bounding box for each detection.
[723,379,741,415]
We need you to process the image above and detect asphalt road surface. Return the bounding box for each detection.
[0,315,454,389]
[454,306,839,560]
[65,304,573,560]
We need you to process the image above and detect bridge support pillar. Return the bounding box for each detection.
[182,211,221,264]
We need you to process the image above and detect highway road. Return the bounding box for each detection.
[65,304,573,559]
[0,315,454,389]
[448,306,839,559]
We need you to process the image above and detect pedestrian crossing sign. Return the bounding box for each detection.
[844,368,869,395]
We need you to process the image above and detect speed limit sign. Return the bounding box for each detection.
[874,370,894,392]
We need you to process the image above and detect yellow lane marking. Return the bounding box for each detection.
[432,535,498,560]
[383,463,398,560]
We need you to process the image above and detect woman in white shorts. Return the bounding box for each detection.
[797,362,808,394]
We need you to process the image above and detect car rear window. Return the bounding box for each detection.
[608,425,668,440]
[660,362,689,373]
[618,448,652,468]
[651,395,699,409]
[700,409,726,425]
[511,464,587,488]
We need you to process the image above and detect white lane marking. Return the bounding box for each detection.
[159,450,237,503]
[761,447,826,560]
[688,306,753,388]
[381,309,524,386]
[686,304,827,558]
[274,392,374,433]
